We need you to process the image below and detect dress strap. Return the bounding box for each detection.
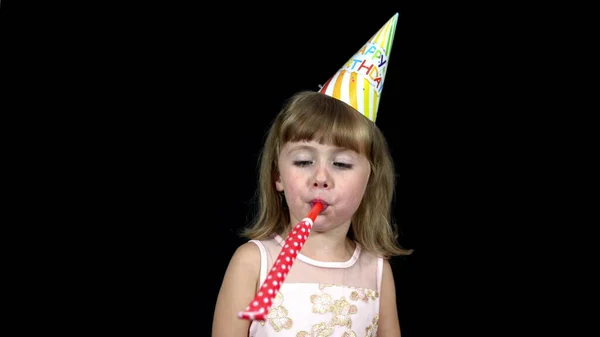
[376,257,384,293]
[247,240,268,337]
[248,240,268,285]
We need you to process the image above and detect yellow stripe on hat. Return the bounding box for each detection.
[349,72,358,111]
[371,25,383,46]
[372,91,380,122]
[385,13,398,57]
[373,19,392,51]
[332,70,346,100]
[363,77,371,121]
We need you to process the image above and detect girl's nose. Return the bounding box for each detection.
[312,165,331,189]
[313,181,328,188]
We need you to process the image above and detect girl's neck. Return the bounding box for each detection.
[279,229,355,262]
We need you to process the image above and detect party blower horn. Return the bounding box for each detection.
[238,202,323,321]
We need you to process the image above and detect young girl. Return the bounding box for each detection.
[212,90,413,337]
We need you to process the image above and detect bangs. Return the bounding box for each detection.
[278,93,373,155]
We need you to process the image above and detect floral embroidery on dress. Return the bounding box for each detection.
[296,322,334,337]
[330,297,357,328]
[273,284,379,336]
[297,288,360,336]
[364,315,379,337]
[319,284,331,290]
[268,291,293,331]
[349,288,378,302]
[320,284,379,303]
[310,293,333,314]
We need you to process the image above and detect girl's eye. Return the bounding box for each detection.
[334,162,353,169]
[293,160,312,167]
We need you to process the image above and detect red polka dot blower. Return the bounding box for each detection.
[237,202,324,321]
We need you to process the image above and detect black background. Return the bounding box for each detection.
[116,7,432,335]
[1,1,537,336]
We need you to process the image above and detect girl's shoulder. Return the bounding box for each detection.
[247,234,282,250]
[232,235,280,264]
[227,241,262,273]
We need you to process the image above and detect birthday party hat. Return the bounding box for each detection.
[319,13,399,123]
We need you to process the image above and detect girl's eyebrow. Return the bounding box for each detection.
[286,145,314,155]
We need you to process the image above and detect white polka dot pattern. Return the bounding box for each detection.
[238,202,323,321]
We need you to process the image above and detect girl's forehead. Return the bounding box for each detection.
[280,140,362,155]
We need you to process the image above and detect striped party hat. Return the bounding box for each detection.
[319,13,399,123]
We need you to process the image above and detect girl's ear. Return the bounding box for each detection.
[275,172,284,192]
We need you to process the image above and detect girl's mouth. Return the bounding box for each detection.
[310,199,328,211]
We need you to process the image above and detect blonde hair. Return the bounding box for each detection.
[240,91,413,258]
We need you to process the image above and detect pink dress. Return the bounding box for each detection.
[248,235,384,337]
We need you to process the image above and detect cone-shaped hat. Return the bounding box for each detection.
[319,13,399,122]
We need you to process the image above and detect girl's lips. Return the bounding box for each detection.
[310,199,328,211]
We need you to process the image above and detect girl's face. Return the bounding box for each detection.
[275,140,371,232]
